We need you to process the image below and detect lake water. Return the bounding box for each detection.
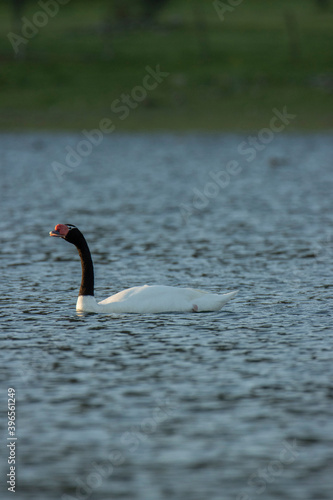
[0,132,332,500]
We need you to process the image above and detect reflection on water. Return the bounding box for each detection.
[0,133,333,500]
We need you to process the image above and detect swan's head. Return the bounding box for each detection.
[49,224,79,243]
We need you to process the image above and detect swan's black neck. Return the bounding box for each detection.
[66,229,94,296]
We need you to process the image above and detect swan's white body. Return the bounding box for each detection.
[77,285,237,314]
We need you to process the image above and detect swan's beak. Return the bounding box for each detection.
[49,230,63,237]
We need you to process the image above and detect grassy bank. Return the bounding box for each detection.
[0,0,332,131]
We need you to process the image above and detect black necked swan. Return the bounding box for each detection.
[49,224,237,313]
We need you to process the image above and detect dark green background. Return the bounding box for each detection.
[1,0,332,130]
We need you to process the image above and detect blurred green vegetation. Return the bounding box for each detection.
[0,0,332,131]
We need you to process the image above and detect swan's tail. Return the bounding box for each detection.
[195,290,238,312]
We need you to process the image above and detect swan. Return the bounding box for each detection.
[49,224,237,313]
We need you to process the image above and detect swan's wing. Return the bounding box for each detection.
[98,285,193,313]
[98,285,237,313]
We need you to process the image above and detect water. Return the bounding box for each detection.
[0,132,332,500]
